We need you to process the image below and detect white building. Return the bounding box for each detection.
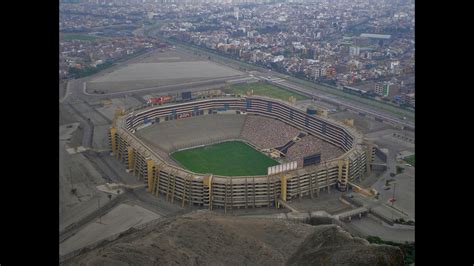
[233,7,239,20]
[272,55,284,63]
[349,46,360,57]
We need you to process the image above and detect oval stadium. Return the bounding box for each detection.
[109,95,375,211]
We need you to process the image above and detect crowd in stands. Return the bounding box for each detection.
[239,115,343,167]
[286,135,344,167]
[239,116,300,149]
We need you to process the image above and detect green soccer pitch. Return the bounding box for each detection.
[170,141,279,176]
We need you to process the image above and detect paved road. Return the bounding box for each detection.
[260,76,414,130]
[346,215,414,243]
[371,161,415,219]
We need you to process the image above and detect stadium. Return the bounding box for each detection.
[109,95,375,211]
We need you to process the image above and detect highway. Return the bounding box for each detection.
[256,75,414,130]
[159,38,415,129]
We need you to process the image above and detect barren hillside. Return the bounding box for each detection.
[62,211,403,266]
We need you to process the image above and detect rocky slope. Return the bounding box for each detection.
[63,211,403,266]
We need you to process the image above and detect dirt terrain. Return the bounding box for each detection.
[63,211,403,265]
[87,48,245,93]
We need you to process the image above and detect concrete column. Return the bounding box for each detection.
[182,175,188,208]
[204,175,213,210]
[146,159,154,193]
[366,142,374,175]
[273,176,278,208]
[325,164,330,194]
[245,177,248,208]
[109,127,117,154]
[154,165,161,197]
[338,160,343,183]
[170,171,176,203]
[116,135,122,160]
[128,147,135,171]
[345,159,349,183]
[280,175,287,202]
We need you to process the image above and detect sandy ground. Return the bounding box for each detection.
[95,96,143,121]
[294,99,338,112]
[60,203,162,256]
[330,110,393,134]
[138,48,202,63]
[85,47,246,93]
[69,102,110,125]
[59,137,108,232]
[90,61,242,83]
[87,77,228,93]
[60,104,79,126]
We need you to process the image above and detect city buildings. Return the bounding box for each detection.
[60,0,414,108]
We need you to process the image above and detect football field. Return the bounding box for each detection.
[171,141,279,176]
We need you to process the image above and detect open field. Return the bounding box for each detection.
[87,77,224,93]
[92,61,242,83]
[138,48,202,63]
[171,141,279,176]
[87,49,246,93]
[225,82,308,101]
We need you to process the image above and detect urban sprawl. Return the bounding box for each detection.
[60,0,414,108]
